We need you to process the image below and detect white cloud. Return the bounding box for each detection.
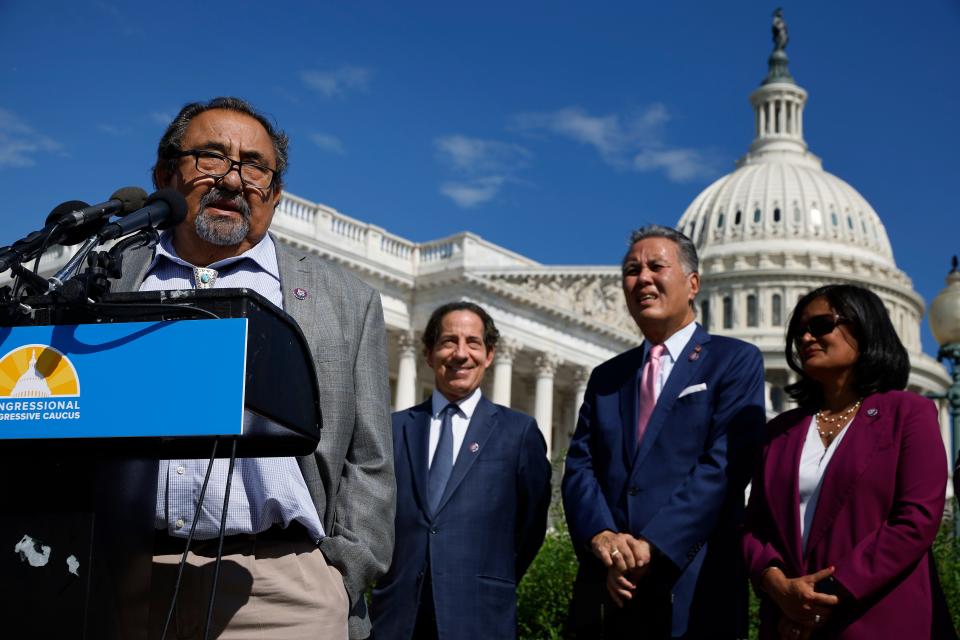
[97,123,130,136]
[435,135,530,174]
[439,177,506,208]
[0,108,62,168]
[633,148,716,182]
[511,103,715,182]
[300,65,373,98]
[310,132,345,154]
[433,135,531,208]
[150,111,173,126]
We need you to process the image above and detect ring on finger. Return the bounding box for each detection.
[814,614,821,624]
[610,548,621,557]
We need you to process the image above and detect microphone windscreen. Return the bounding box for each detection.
[110,186,148,216]
[45,200,90,228]
[147,188,188,229]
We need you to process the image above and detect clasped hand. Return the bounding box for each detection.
[762,566,841,640]
[590,530,651,607]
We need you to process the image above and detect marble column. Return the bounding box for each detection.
[572,366,591,432]
[534,353,559,457]
[492,339,519,408]
[394,331,418,411]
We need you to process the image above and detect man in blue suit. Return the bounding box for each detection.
[562,225,766,639]
[371,302,552,640]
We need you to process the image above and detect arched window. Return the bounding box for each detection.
[723,296,733,329]
[793,204,802,223]
[700,299,710,330]
[830,211,838,226]
[734,210,742,225]
[747,294,758,327]
[773,207,781,222]
[753,208,761,223]
[772,294,783,326]
[717,212,725,228]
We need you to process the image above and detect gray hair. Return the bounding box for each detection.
[152,97,289,190]
[622,224,699,274]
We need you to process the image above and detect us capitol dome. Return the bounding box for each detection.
[676,12,950,415]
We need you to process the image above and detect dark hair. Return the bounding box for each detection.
[152,97,289,190]
[422,301,500,352]
[784,284,909,408]
[622,224,699,275]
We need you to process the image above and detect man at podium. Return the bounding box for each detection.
[113,97,394,640]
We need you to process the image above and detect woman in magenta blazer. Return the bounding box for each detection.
[742,284,955,640]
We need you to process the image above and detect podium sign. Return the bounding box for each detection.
[0,318,247,439]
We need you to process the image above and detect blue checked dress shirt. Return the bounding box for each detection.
[141,232,325,542]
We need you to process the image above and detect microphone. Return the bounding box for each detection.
[48,187,148,245]
[0,201,91,273]
[97,188,188,241]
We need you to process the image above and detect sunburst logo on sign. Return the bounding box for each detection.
[0,345,80,398]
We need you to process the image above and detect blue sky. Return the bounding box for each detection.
[1,1,958,356]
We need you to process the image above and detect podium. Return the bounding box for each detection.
[0,290,322,639]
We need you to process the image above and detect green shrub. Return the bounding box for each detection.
[517,517,578,640]
[518,454,578,640]
[933,510,960,632]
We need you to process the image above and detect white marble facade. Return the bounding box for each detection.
[270,196,639,458]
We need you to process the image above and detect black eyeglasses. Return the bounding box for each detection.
[174,149,276,190]
[795,314,849,342]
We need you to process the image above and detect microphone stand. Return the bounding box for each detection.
[46,235,102,292]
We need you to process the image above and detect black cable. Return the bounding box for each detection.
[203,437,238,640]
[161,438,220,640]
[31,221,61,277]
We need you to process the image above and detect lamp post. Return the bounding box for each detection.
[928,256,960,538]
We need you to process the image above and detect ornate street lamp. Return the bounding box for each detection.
[928,256,960,537]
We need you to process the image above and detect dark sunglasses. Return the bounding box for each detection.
[795,314,849,342]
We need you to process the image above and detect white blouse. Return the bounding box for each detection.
[798,415,854,550]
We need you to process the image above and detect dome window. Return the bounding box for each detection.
[735,210,742,225]
[722,296,733,329]
[809,208,823,226]
[700,299,711,330]
[753,208,761,223]
[773,208,781,222]
[847,215,853,230]
[747,294,758,327]
[772,294,783,326]
[717,213,724,228]
[830,211,838,226]
[793,206,802,223]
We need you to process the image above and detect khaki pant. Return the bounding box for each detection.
[149,534,348,640]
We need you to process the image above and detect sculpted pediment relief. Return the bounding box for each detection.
[477,271,640,337]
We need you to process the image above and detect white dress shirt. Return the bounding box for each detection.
[641,320,698,400]
[798,415,853,549]
[141,232,324,542]
[428,387,482,468]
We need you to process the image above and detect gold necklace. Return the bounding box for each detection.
[815,399,862,440]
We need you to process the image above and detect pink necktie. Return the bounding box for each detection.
[636,344,666,446]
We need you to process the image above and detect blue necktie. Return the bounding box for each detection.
[428,403,458,514]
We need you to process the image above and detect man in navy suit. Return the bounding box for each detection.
[562,225,766,639]
[371,302,552,640]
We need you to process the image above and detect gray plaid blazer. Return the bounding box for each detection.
[114,234,396,639]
